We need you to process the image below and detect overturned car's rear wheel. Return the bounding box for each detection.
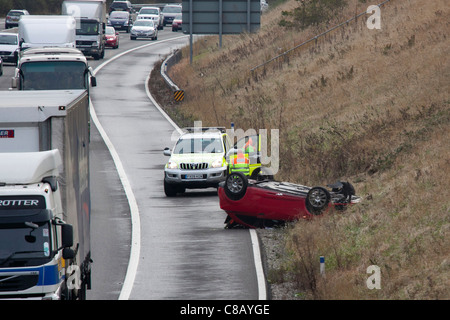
[224,172,248,201]
[306,186,330,215]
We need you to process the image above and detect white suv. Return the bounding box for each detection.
[163,127,231,197]
[137,7,164,30]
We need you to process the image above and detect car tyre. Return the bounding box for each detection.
[164,180,178,197]
[251,167,274,181]
[224,172,248,201]
[306,186,330,215]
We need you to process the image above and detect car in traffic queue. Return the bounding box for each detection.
[137,6,164,30]
[5,9,29,29]
[261,0,269,12]
[105,26,119,49]
[109,0,133,14]
[171,14,182,32]
[108,11,133,33]
[161,4,182,26]
[130,19,158,40]
[0,32,19,65]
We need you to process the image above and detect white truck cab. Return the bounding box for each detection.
[0,150,75,300]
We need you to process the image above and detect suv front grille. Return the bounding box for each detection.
[180,163,209,170]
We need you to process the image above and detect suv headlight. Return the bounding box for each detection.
[167,161,178,169]
[211,159,223,168]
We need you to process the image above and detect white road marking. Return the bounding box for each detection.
[91,35,266,300]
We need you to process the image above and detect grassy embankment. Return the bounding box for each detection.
[150,0,449,299]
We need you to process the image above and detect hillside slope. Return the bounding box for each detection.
[150,0,449,299]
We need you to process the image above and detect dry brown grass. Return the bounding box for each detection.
[153,0,450,299]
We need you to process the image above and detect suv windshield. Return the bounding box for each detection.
[7,11,25,17]
[134,20,154,27]
[0,221,53,267]
[174,137,223,154]
[110,3,129,11]
[0,34,18,45]
[140,8,159,15]
[110,12,128,19]
[162,6,181,14]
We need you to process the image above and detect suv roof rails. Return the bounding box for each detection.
[182,127,226,133]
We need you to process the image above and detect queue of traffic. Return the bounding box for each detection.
[0,0,105,300]
[0,0,183,300]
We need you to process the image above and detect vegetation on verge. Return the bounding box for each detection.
[151,0,449,299]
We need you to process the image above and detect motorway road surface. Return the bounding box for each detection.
[0,27,264,300]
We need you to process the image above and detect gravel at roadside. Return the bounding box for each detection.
[257,227,302,300]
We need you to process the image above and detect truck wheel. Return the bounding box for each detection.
[224,172,248,201]
[306,187,330,215]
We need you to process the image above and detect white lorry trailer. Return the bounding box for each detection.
[18,15,76,50]
[11,47,96,91]
[0,90,91,300]
[62,0,107,60]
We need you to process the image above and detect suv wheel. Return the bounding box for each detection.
[164,180,178,197]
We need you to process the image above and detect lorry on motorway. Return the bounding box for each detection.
[0,89,92,300]
[18,15,76,50]
[62,0,107,60]
[11,47,97,91]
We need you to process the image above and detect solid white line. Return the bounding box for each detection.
[91,35,188,300]
[92,35,267,300]
[249,229,267,300]
[89,101,141,300]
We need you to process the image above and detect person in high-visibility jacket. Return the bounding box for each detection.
[229,149,250,175]
[244,137,255,153]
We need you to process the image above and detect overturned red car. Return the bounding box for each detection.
[218,172,361,228]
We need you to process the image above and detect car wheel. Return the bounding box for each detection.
[306,187,331,215]
[224,172,248,201]
[164,180,178,197]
